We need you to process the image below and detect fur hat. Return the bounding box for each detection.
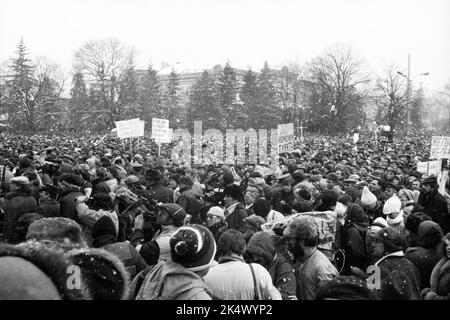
[159,203,187,224]
[223,184,243,201]
[373,227,403,253]
[0,241,90,300]
[170,224,217,272]
[360,187,377,206]
[283,216,318,243]
[315,276,376,300]
[145,169,162,180]
[244,214,266,229]
[68,248,130,300]
[26,217,87,249]
[383,196,402,215]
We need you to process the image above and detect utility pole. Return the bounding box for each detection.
[406,54,412,135]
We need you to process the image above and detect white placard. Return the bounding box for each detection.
[430,136,450,159]
[114,118,144,139]
[152,118,171,143]
[277,123,294,153]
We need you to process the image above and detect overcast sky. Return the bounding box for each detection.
[1,0,449,91]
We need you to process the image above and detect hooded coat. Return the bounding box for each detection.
[92,216,148,279]
[135,260,211,300]
[426,257,450,299]
[246,232,296,300]
[341,204,370,271]
[418,190,450,234]
[4,190,39,244]
[405,222,443,290]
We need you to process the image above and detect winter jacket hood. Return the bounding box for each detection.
[136,260,210,300]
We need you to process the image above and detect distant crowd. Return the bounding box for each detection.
[0,128,449,300]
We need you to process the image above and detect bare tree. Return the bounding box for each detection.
[374,63,408,134]
[74,38,136,126]
[301,43,369,133]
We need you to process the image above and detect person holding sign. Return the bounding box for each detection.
[418,177,450,234]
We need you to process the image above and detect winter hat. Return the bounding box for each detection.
[26,217,87,248]
[405,212,431,234]
[207,206,225,220]
[244,214,266,230]
[418,221,443,249]
[124,175,140,184]
[334,202,347,220]
[223,184,243,201]
[315,276,376,300]
[283,216,318,243]
[92,216,117,247]
[253,198,271,218]
[247,231,276,265]
[360,187,377,206]
[68,248,130,300]
[372,217,389,229]
[170,224,217,272]
[383,196,402,215]
[346,203,369,225]
[159,203,187,224]
[373,227,403,253]
[0,241,89,300]
[399,189,415,202]
[10,176,30,186]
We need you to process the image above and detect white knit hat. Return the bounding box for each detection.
[360,186,377,206]
[383,196,402,215]
[207,206,225,219]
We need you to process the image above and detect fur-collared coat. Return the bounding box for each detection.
[424,257,450,300]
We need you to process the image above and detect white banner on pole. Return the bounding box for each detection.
[114,118,144,139]
[277,123,294,153]
[430,136,450,159]
[417,160,442,176]
[152,118,171,143]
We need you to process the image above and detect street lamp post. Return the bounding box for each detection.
[397,54,429,135]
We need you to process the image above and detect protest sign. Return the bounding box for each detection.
[430,136,450,159]
[417,160,442,176]
[152,118,171,143]
[277,123,294,153]
[114,118,144,139]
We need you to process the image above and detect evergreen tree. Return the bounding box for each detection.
[188,70,220,129]
[257,62,279,129]
[164,70,180,126]
[217,62,239,128]
[118,62,139,120]
[138,64,163,124]
[69,72,89,131]
[240,69,259,129]
[9,38,34,89]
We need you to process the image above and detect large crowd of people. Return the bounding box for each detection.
[0,128,449,300]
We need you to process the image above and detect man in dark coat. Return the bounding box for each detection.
[418,176,450,234]
[370,227,421,300]
[91,169,111,195]
[176,175,203,224]
[223,184,247,234]
[340,204,370,274]
[143,169,173,204]
[38,184,61,218]
[247,231,297,300]
[405,221,443,290]
[4,176,39,244]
